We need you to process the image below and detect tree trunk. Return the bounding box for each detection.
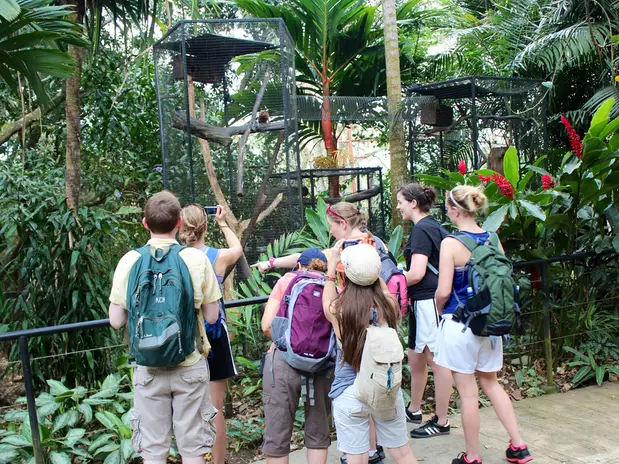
[382,0,405,229]
[65,44,83,211]
[321,80,340,198]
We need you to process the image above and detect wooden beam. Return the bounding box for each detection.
[172,111,284,145]
[322,186,381,204]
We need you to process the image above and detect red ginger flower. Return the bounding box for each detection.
[492,173,515,199]
[458,160,467,175]
[478,174,492,183]
[541,174,555,190]
[560,115,583,160]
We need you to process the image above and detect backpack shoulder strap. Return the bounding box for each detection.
[448,233,478,252]
[488,232,500,248]
[203,246,219,266]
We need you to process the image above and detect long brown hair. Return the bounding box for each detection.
[332,278,398,370]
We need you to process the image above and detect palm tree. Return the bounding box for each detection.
[0,0,88,106]
[382,0,405,227]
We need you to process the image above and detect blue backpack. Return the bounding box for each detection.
[126,245,195,367]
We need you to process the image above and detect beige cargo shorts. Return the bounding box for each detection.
[130,356,217,462]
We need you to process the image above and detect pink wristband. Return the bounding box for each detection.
[268,257,276,269]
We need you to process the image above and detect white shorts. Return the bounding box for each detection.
[434,315,503,374]
[332,385,409,454]
[410,298,440,353]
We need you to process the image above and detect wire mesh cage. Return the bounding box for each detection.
[153,19,302,258]
[407,77,548,175]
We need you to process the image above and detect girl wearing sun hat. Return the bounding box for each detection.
[322,242,419,464]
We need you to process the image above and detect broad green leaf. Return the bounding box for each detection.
[526,165,550,177]
[70,250,79,269]
[69,448,93,460]
[503,146,519,188]
[47,379,69,396]
[482,205,509,232]
[116,206,142,216]
[88,433,115,453]
[52,410,78,433]
[64,428,85,447]
[518,200,546,221]
[415,174,454,191]
[305,209,329,248]
[95,443,120,456]
[0,434,31,447]
[387,225,403,260]
[96,411,123,431]
[572,366,593,386]
[83,397,113,406]
[561,156,581,175]
[103,450,121,464]
[589,98,615,136]
[583,137,607,166]
[120,438,134,460]
[0,448,19,464]
[613,235,619,252]
[595,366,606,386]
[599,115,619,140]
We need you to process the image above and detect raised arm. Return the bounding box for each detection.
[212,206,243,276]
[252,253,302,274]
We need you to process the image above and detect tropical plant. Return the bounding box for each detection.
[0,373,139,464]
[0,0,88,105]
[563,345,619,387]
[514,367,546,398]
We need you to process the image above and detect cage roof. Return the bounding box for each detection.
[407,76,543,100]
[157,32,276,66]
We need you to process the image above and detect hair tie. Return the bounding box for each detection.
[449,190,467,211]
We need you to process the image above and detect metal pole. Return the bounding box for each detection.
[367,173,373,231]
[471,78,479,169]
[540,262,555,386]
[310,170,316,209]
[378,168,385,237]
[20,336,44,464]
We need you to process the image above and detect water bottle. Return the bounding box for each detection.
[466,286,474,298]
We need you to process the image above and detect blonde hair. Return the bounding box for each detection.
[179,204,206,245]
[448,186,488,215]
[327,202,367,230]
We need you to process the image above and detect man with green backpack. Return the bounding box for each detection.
[108,191,222,464]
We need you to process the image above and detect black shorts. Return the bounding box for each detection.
[408,304,417,350]
[206,321,237,381]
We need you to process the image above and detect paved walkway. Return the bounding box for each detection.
[256,381,619,464]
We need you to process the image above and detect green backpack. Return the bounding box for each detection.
[451,233,520,337]
[126,244,196,367]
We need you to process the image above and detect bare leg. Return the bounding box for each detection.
[453,372,480,461]
[182,458,208,464]
[346,453,369,464]
[408,348,428,412]
[426,350,452,426]
[307,448,328,464]
[210,379,228,464]
[266,456,289,464]
[387,444,419,464]
[369,417,378,450]
[477,371,524,447]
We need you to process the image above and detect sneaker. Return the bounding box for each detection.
[506,441,533,464]
[405,403,422,424]
[340,450,383,464]
[410,415,450,438]
[452,452,482,464]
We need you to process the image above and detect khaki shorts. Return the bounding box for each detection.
[261,349,334,457]
[131,356,217,462]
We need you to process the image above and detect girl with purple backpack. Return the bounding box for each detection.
[261,249,335,464]
[180,204,243,464]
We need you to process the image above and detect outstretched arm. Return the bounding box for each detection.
[252,253,302,274]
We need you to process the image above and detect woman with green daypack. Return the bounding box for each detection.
[435,186,532,464]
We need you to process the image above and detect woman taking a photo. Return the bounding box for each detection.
[396,183,453,439]
[435,186,532,464]
[180,204,243,464]
[322,242,419,464]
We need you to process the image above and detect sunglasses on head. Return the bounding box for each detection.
[326,205,347,223]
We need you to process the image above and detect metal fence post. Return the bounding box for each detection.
[19,336,44,463]
[540,263,555,386]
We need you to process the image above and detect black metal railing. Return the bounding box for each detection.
[0,295,269,464]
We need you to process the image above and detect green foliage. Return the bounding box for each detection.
[563,345,619,387]
[0,373,139,464]
[514,368,546,398]
[227,417,265,453]
[0,0,89,104]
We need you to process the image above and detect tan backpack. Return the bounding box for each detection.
[353,324,404,419]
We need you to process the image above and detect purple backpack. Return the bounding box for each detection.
[270,271,336,403]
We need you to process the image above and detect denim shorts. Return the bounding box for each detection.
[332,385,409,454]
